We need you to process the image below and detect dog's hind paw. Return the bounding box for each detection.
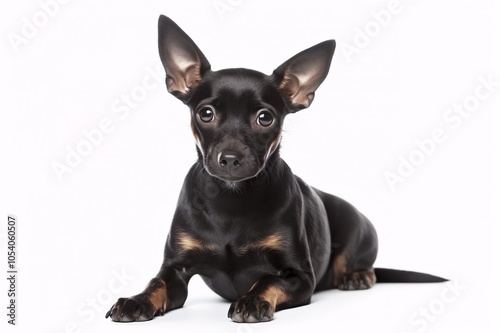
[338,270,376,291]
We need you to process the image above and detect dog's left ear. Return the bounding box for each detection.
[158,15,211,102]
[272,40,335,112]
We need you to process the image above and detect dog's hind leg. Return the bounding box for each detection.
[314,189,378,291]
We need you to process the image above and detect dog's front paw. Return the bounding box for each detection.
[105,296,156,322]
[228,296,274,323]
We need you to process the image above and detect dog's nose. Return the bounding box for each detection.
[218,151,244,168]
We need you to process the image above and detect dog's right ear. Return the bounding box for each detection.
[158,15,211,102]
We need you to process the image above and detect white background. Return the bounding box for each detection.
[1,0,499,332]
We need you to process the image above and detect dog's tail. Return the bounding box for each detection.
[374,268,448,283]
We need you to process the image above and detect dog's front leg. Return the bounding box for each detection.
[228,270,314,323]
[106,266,188,322]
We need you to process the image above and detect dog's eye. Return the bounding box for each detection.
[198,106,215,123]
[257,110,274,127]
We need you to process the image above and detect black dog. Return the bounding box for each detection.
[106,15,446,323]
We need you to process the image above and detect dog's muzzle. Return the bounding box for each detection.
[205,146,260,182]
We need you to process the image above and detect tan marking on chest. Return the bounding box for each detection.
[238,233,287,253]
[176,231,218,252]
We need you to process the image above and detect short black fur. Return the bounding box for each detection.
[106,15,446,324]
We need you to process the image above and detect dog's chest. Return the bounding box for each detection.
[199,239,285,301]
[176,229,287,258]
[175,230,287,300]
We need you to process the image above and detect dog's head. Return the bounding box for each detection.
[158,15,335,184]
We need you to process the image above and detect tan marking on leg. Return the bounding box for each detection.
[333,253,348,288]
[261,285,290,309]
[148,280,167,314]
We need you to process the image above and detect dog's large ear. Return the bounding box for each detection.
[272,40,335,112]
[158,15,211,101]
